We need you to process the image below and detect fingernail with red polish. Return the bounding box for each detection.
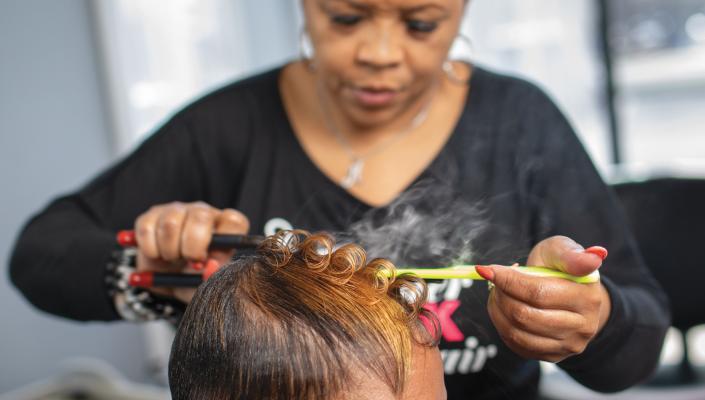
[585,246,608,261]
[475,265,495,282]
[190,261,205,271]
[203,258,221,281]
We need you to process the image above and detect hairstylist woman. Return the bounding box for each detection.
[10,1,669,398]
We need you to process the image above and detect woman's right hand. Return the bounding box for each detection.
[134,201,250,304]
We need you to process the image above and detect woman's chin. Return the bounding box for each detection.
[344,106,403,129]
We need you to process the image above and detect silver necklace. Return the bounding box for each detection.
[318,84,433,189]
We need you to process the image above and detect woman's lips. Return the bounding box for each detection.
[350,87,399,107]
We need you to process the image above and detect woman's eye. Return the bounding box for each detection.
[407,20,438,33]
[331,14,363,26]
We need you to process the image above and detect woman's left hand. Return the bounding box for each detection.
[477,236,612,363]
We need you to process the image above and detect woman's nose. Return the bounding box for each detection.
[356,26,403,69]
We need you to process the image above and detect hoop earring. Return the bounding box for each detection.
[299,28,316,70]
[444,33,473,85]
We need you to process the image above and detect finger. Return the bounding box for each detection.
[135,207,161,259]
[155,203,187,261]
[487,293,565,361]
[492,289,586,340]
[529,236,606,276]
[478,265,583,311]
[210,209,250,264]
[215,208,249,234]
[181,203,217,261]
[135,251,173,273]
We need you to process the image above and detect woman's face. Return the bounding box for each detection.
[302,0,466,127]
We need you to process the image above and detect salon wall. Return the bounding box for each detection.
[0,0,147,392]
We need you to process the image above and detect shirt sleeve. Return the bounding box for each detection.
[9,113,211,321]
[515,84,671,392]
[8,67,266,322]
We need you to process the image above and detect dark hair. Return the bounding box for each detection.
[168,230,439,400]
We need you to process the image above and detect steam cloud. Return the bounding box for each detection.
[344,178,488,268]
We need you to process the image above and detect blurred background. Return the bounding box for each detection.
[1,0,704,398]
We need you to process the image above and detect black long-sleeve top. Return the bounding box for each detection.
[9,66,670,399]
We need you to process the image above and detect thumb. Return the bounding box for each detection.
[562,245,608,276]
[530,236,608,276]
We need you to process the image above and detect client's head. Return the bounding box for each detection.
[168,230,445,400]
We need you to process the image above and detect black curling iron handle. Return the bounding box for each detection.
[209,234,265,250]
[154,273,203,287]
[117,230,265,250]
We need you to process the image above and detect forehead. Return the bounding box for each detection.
[340,345,446,400]
[317,0,460,11]
[403,345,446,399]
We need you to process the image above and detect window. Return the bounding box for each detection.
[464,0,612,173]
[92,0,298,153]
[610,0,705,177]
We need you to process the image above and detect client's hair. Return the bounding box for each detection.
[169,230,440,400]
